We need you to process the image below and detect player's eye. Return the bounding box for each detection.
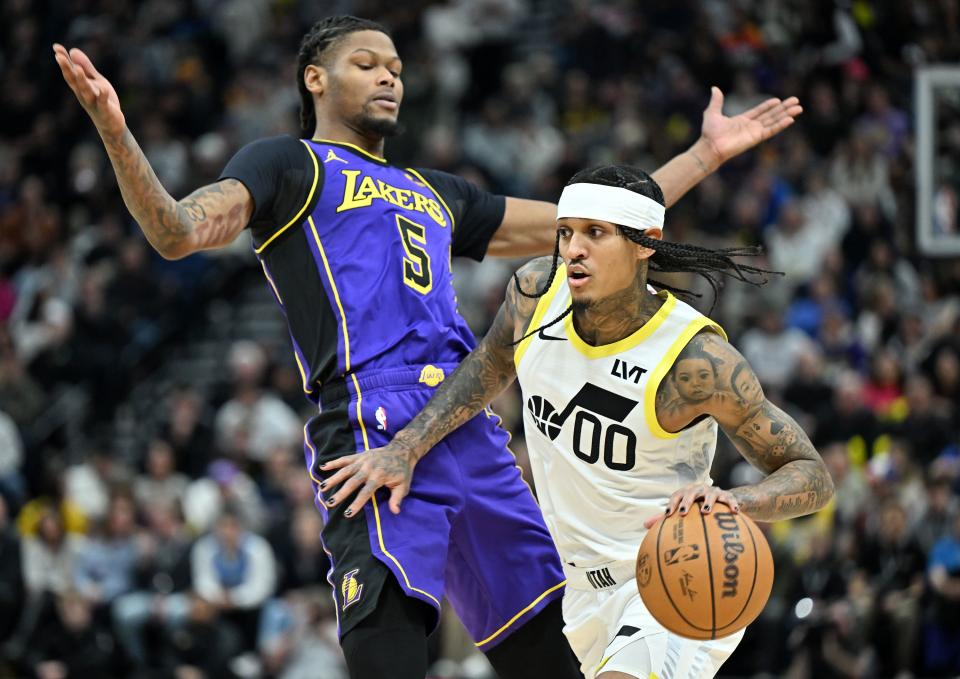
[558,228,571,239]
[358,63,374,70]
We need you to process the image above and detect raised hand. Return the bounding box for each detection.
[53,43,125,136]
[699,86,802,166]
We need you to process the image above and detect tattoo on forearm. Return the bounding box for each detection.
[100,129,247,256]
[398,258,556,457]
[655,332,833,521]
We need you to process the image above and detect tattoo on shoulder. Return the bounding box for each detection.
[507,256,557,325]
[656,331,764,426]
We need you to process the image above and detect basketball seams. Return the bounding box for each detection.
[715,513,760,635]
[698,508,717,639]
[653,509,714,637]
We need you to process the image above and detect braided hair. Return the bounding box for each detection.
[296,16,388,138]
[513,164,780,344]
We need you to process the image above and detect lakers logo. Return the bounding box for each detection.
[341,569,364,610]
[419,365,445,387]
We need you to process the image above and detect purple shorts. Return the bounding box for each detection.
[306,363,566,649]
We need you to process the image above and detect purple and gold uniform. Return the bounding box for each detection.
[220,137,565,648]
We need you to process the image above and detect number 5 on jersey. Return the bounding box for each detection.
[397,215,432,294]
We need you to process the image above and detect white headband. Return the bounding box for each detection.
[556,183,665,231]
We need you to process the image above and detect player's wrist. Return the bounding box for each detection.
[688,137,722,175]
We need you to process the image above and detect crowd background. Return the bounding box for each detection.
[1,0,959,677]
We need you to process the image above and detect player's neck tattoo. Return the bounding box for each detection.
[572,264,662,346]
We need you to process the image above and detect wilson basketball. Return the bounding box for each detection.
[636,502,773,640]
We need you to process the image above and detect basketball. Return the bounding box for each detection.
[636,502,774,640]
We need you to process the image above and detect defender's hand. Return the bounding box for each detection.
[643,483,740,529]
[53,44,126,136]
[698,86,802,167]
[320,443,417,517]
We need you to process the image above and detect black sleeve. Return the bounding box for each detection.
[219,135,323,243]
[414,168,506,261]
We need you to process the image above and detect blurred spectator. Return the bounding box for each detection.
[740,305,817,394]
[72,493,140,612]
[64,448,128,524]
[183,459,266,534]
[925,512,960,676]
[23,592,115,679]
[215,340,300,464]
[112,502,193,668]
[859,501,925,677]
[191,508,277,648]
[134,438,190,513]
[0,495,23,645]
[162,384,216,479]
[0,409,24,509]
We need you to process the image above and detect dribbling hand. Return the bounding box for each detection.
[643,482,740,530]
[53,44,125,136]
[319,442,418,518]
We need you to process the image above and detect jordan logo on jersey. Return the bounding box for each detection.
[526,382,640,471]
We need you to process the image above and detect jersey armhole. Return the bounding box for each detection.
[254,140,321,254]
[643,320,726,440]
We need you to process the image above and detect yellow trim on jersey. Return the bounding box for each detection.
[474,580,566,648]
[565,292,677,359]
[347,375,439,608]
[308,215,352,371]
[596,655,612,674]
[303,426,342,630]
[350,373,370,450]
[254,140,320,254]
[513,263,568,368]
[405,168,455,230]
[313,137,387,162]
[644,317,727,440]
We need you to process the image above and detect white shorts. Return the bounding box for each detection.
[562,570,744,679]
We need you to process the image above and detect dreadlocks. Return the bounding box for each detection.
[296,16,388,138]
[512,164,780,345]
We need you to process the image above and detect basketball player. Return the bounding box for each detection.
[54,15,802,679]
[322,166,834,679]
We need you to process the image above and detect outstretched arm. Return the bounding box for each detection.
[320,257,553,515]
[54,44,251,259]
[651,332,833,524]
[486,87,802,257]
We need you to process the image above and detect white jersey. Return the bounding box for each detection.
[514,265,726,570]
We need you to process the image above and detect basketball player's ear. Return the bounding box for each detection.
[303,64,327,97]
[635,228,662,261]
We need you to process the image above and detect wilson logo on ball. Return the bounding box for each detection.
[715,512,745,599]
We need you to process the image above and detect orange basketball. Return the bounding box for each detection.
[635,502,773,640]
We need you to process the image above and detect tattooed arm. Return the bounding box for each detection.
[654,332,834,522]
[320,257,554,515]
[54,45,252,259]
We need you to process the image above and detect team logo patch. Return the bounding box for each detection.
[419,365,445,387]
[341,569,364,610]
[375,406,388,431]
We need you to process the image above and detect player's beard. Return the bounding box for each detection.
[350,106,404,138]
